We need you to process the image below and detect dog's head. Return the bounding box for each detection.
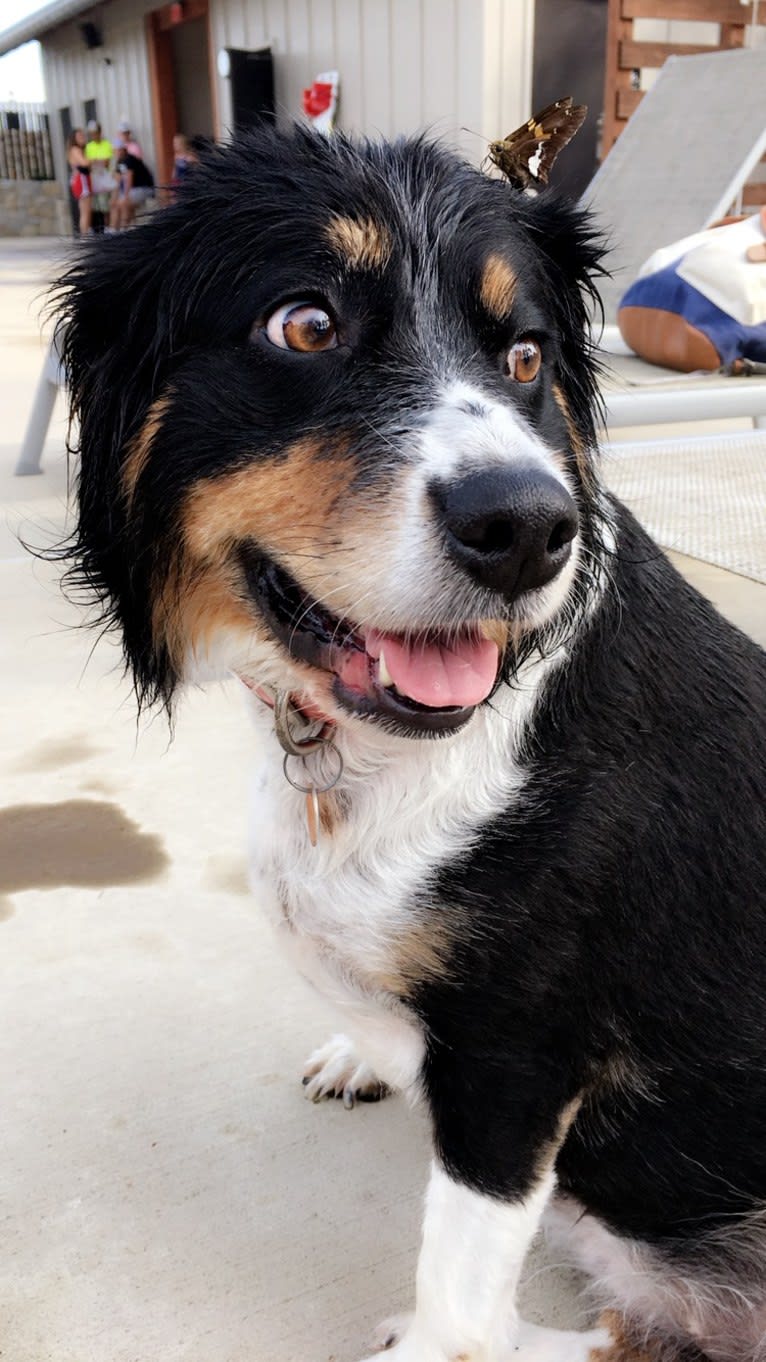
[55,124,605,740]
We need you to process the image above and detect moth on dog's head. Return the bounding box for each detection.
[52,124,606,731]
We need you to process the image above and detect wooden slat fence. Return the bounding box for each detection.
[0,103,55,181]
[603,0,766,206]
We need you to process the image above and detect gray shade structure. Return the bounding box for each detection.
[0,1,95,56]
[584,47,766,322]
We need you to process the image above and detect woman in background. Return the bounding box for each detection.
[66,128,91,237]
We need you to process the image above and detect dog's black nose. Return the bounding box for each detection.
[433,466,579,599]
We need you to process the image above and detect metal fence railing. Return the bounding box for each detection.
[0,102,55,181]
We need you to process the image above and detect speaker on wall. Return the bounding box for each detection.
[80,22,103,50]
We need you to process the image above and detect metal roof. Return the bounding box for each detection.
[0,1,98,58]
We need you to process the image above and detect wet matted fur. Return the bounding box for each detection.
[53,125,766,1362]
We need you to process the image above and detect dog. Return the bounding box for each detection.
[54,124,766,1362]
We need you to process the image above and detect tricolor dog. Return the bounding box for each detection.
[55,125,766,1362]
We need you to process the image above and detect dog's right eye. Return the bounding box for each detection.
[263,300,338,353]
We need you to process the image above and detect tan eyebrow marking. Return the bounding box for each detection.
[325,215,393,271]
[480,253,518,320]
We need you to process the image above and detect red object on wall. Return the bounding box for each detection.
[302,81,334,117]
[169,2,184,24]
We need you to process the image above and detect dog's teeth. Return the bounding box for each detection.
[378,648,394,688]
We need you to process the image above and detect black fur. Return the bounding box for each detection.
[52,124,766,1357]
[420,506,766,1250]
[52,123,605,708]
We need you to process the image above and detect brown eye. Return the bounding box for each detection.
[506,337,542,383]
[265,300,338,352]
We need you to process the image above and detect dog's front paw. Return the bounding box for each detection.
[369,1312,413,1351]
[301,1033,390,1109]
[511,1319,613,1360]
[357,1313,425,1361]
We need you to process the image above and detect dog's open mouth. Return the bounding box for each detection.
[240,548,501,735]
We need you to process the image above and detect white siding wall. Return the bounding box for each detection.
[38,0,534,189]
[41,0,158,188]
[211,0,534,164]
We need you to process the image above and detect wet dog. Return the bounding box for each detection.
[55,124,766,1362]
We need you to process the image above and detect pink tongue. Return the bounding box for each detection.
[366,630,499,708]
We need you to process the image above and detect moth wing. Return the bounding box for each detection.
[489,97,587,188]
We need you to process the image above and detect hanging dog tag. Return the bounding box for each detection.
[305,788,320,847]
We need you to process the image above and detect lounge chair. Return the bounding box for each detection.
[584,46,766,436]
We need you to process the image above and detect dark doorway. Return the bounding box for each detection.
[59,105,73,142]
[170,17,215,142]
[228,47,275,131]
[532,0,608,197]
[147,0,213,187]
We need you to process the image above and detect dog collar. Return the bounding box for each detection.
[239,678,343,847]
[241,678,332,745]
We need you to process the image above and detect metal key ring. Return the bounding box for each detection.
[273,689,327,757]
[283,741,344,795]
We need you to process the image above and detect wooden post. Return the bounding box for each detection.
[602,0,634,157]
[600,0,766,163]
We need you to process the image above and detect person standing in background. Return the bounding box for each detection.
[66,128,91,237]
[109,144,154,231]
[85,120,114,228]
[171,133,198,192]
[116,120,143,160]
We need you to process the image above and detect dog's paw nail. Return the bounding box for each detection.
[371,1313,412,1353]
[302,1035,390,1111]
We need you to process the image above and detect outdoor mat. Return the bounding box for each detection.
[603,429,766,585]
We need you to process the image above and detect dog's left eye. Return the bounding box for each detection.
[505,337,542,383]
[264,300,338,352]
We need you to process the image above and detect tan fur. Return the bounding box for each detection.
[534,1094,584,1179]
[326,215,393,271]
[479,619,511,651]
[157,437,359,671]
[180,436,355,561]
[122,392,173,507]
[170,436,419,669]
[152,554,259,675]
[552,382,593,490]
[376,916,460,998]
[318,789,340,837]
[588,1312,660,1361]
[479,253,518,320]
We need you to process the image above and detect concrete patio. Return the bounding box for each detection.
[1,237,764,1362]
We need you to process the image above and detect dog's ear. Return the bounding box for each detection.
[520,193,607,448]
[53,227,188,708]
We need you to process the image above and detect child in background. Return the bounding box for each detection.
[85,120,114,222]
[171,134,198,192]
[116,120,143,160]
[108,145,154,231]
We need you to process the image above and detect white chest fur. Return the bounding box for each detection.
[243,681,537,1095]
[244,658,558,1089]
